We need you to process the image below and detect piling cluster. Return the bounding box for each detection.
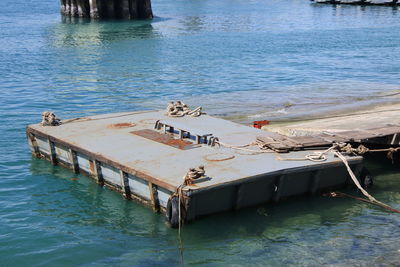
[60,0,153,20]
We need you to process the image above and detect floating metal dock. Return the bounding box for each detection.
[26,110,363,226]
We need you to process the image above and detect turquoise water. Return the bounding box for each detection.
[1,0,400,265]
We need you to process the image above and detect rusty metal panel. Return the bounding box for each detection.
[131,129,196,150]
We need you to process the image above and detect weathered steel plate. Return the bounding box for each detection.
[131,129,196,150]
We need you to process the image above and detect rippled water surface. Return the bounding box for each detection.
[1,0,400,265]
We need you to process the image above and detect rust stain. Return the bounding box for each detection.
[138,119,158,125]
[131,129,194,150]
[107,123,136,129]
[89,160,95,174]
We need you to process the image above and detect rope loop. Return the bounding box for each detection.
[166,101,204,118]
[183,166,206,186]
[305,153,327,162]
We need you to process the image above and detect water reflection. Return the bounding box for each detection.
[50,18,160,47]
[29,159,166,236]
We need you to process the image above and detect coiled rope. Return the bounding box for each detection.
[166,101,204,117]
[41,111,61,126]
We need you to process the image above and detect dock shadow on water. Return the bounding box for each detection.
[24,156,400,266]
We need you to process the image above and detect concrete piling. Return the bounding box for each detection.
[77,0,88,17]
[61,0,153,19]
[121,0,131,19]
[106,0,115,18]
[89,0,100,19]
[60,0,66,15]
[130,0,138,19]
[65,0,71,15]
[71,0,78,17]
[139,0,153,19]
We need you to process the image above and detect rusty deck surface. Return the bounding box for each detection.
[27,110,361,192]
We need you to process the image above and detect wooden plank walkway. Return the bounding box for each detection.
[261,104,400,151]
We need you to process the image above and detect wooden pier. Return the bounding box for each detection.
[261,104,400,151]
[26,110,364,227]
[60,0,153,20]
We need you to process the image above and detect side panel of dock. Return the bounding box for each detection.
[27,126,363,222]
[27,130,170,212]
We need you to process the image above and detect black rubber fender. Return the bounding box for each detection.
[360,167,373,189]
[166,196,186,228]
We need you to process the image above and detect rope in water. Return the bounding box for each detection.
[177,184,185,267]
[277,143,400,214]
[325,191,400,214]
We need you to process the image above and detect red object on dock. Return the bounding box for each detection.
[253,120,269,129]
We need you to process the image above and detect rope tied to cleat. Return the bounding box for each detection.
[41,111,61,126]
[166,101,204,117]
[166,166,207,266]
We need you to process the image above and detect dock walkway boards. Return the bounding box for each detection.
[262,104,400,150]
